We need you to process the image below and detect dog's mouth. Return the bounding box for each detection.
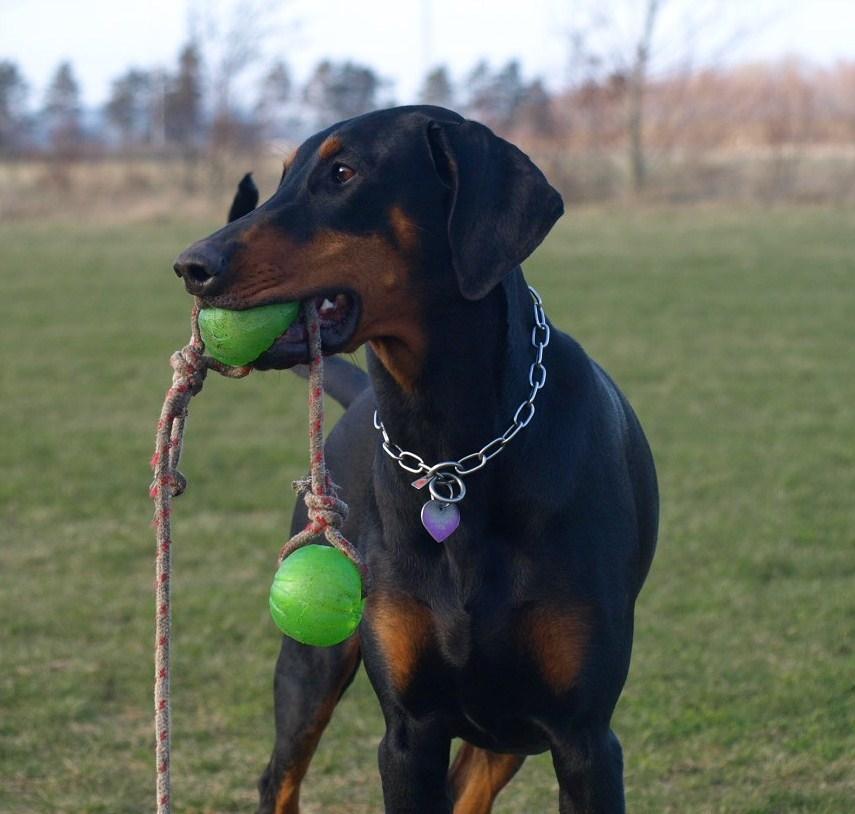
[252,290,361,370]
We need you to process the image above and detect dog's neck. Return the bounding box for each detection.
[368,269,535,467]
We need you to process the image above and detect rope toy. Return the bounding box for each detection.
[149,301,364,814]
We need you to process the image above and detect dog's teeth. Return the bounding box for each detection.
[320,298,336,313]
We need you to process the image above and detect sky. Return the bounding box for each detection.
[2,0,854,107]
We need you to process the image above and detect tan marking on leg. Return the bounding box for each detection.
[450,742,525,814]
[273,638,360,814]
[318,135,343,160]
[519,605,591,694]
[367,592,434,692]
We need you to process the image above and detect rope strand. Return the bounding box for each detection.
[277,301,364,577]
[150,301,361,814]
[150,304,251,814]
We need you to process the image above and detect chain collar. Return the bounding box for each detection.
[373,285,550,518]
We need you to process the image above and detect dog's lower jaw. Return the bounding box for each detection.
[253,292,362,369]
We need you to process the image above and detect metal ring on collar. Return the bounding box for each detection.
[428,472,466,503]
[424,460,461,479]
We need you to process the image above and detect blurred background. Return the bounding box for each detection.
[3,0,855,217]
[1,2,853,813]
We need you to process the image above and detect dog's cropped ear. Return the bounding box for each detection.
[427,120,563,300]
[227,173,259,223]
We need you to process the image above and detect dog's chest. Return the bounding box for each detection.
[437,593,591,694]
[366,578,592,705]
[364,499,593,720]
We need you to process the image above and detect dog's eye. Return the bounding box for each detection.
[331,162,356,185]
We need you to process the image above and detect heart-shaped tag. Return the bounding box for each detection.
[420,500,461,543]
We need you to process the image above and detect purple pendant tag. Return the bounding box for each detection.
[420,500,460,542]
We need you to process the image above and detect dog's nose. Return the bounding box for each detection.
[173,243,228,296]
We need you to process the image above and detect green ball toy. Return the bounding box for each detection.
[269,544,364,646]
[198,302,300,367]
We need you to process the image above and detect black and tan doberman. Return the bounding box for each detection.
[173,105,658,813]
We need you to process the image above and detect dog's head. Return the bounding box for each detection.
[174,105,562,387]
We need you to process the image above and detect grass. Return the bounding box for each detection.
[1,205,853,813]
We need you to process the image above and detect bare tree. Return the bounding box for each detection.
[628,0,661,191]
[565,0,787,193]
[190,0,283,151]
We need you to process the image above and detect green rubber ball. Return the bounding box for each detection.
[198,302,299,367]
[269,545,364,647]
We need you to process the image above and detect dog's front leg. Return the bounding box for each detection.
[551,727,626,814]
[378,712,452,813]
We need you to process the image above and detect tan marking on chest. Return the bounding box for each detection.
[518,605,591,694]
[367,592,435,693]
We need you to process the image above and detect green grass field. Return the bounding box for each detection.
[1,207,853,813]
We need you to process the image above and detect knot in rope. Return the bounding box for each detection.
[169,344,207,396]
[164,469,188,499]
[294,475,349,533]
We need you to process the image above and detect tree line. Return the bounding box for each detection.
[3,31,854,204]
[0,46,553,158]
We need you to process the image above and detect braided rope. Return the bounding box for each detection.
[277,302,364,576]
[149,304,251,814]
[150,301,362,814]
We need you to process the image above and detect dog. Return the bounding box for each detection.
[173,105,658,813]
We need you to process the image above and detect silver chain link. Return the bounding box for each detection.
[373,285,550,486]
